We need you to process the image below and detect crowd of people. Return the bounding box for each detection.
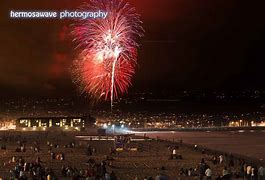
[1,132,265,179]
[176,145,265,180]
[4,140,121,180]
[8,156,56,180]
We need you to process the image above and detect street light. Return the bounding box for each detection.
[112,124,115,134]
[103,123,107,129]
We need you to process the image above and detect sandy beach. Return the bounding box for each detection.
[0,130,249,179]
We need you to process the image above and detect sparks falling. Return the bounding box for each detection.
[72,0,143,109]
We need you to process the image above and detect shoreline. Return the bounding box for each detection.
[131,126,265,132]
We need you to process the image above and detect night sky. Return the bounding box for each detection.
[0,0,264,97]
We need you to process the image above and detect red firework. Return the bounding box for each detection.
[72,0,143,107]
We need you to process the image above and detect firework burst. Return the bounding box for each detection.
[72,0,143,108]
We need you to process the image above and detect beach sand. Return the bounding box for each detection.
[0,131,243,179]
